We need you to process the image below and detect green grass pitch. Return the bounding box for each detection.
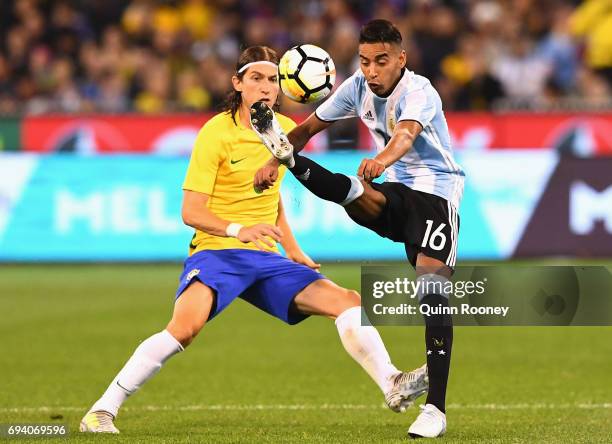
[1,263,611,443]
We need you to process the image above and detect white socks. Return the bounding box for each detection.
[340,176,365,206]
[90,330,184,417]
[90,310,397,417]
[335,306,399,394]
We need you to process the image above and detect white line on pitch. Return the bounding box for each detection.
[1,403,611,413]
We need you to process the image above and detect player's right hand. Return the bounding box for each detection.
[237,223,283,250]
[357,158,386,182]
[253,162,280,192]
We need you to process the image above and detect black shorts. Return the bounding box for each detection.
[347,182,459,269]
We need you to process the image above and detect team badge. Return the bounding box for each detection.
[185,269,200,283]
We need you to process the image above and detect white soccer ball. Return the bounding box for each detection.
[278,44,336,103]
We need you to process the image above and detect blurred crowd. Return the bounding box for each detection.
[0,0,611,115]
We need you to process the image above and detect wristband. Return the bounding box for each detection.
[225,223,243,238]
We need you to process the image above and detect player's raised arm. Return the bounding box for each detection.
[287,112,332,154]
[253,72,359,191]
[358,120,423,181]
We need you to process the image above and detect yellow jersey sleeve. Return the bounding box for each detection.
[182,122,227,194]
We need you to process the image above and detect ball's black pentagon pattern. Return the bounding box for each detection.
[282,45,333,102]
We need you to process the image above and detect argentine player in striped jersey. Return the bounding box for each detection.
[251,20,464,438]
[79,46,428,434]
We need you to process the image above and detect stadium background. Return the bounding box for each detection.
[1,1,611,443]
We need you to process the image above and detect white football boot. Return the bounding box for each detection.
[408,403,447,438]
[385,364,428,413]
[250,101,295,167]
[79,410,120,433]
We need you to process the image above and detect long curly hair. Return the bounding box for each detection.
[222,46,281,125]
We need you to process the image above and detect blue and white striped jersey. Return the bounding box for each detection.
[315,69,465,209]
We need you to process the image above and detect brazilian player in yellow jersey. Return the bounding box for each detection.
[80,46,428,434]
[182,104,296,255]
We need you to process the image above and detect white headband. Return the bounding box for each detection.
[238,61,278,74]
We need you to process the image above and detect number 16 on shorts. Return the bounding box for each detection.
[421,220,447,250]
[419,215,458,269]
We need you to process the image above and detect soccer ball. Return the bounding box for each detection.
[278,44,336,103]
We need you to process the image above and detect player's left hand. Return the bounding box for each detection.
[357,158,386,182]
[287,250,321,271]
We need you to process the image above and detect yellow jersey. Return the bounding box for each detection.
[183,109,296,255]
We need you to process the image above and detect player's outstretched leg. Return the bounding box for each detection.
[80,282,214,433]
[250,101,368,207]
[291,154,366,206]
[335,306,429,412]
[79,329,184,433]
[408,260,453,438]
[293,279,428,412]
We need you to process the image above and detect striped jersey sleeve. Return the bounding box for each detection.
[396,87,437,129]
[315,74,358,122]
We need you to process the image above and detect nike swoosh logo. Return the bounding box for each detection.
[116,380,134,394]
[230,158,246,164]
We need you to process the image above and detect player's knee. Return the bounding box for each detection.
[345,289,361,306]
[166,319,204,348]
[417,273,452,328]
[329,289,360,318]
